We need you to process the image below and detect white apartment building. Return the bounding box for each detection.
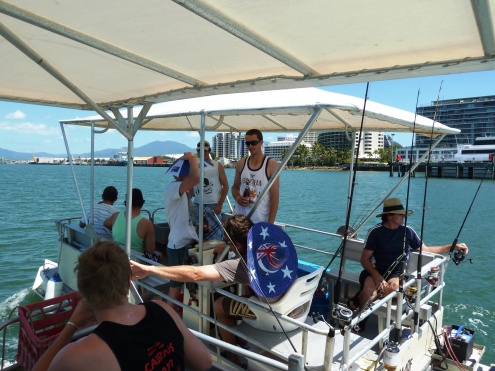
[355,132,384,159]
[212,132,244,160]
[264,137,312,162]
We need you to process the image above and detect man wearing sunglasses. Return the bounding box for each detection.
[232,129,279,224]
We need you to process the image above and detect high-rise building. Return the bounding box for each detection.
[416,95,495,147]
[317,131,384,158]
[212,132,245,160]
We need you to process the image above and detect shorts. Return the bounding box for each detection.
[167,245,191,288]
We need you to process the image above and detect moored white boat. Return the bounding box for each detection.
[453,137,495,163]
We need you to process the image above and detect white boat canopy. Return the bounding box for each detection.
[1,0,495,111]
[60,88,460,137]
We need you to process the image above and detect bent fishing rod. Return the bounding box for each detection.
[448,167,488,265]
[333,82,370,310]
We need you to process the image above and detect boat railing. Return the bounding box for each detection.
[342,253,448,367]
[133,273,307,370]
[191,329,300,370]
[55,215,451,370]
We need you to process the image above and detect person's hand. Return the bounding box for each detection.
[70,299,95,328]
[236,195,249,207]
[213,204,222,215]
[182,152,195,161]
[375,278,388,295]
[130,260,151,279]
[455,243,468,255]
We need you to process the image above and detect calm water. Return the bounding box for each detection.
[0,164,494,364]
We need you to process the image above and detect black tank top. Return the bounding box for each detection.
[93,301,185,371]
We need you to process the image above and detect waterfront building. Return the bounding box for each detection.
[212,132,241,160]
[264,138,312,162]
[395,147,458,163]
[416,95,495,148]
[279,132,319,146]
[318,131,384,159]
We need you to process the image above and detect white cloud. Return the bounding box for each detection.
[0,121,60,137]
[5,110,26,119]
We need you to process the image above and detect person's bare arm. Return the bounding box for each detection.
[266,159,280,224]
[140,218,156,254]
[153,301,212,371]
[33,301,96,371]
[179,152,200,195]
[215,162,229,215]
[421,242,469,255]
[131,260,224,282]
[103,212,118,230]
[232,158,247,206]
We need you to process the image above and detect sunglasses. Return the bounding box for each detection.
[245,140,260,147]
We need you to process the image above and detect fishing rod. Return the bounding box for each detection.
[403,87,421,334]
[413,83,442,333]
[401,87,421,286]
[448,167,488,265]
[418,82,443,260]
[332,82,369,328]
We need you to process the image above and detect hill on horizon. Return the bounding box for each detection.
[0,140,194,161]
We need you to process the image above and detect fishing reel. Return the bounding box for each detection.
[405,285,417,302]
[330,303,353,330]
[426,266,440,286]
[452,249,467,265]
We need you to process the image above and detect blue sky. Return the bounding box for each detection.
[1,70,494,154]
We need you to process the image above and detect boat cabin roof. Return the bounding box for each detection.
[1,0,494,110]
[60,88,459,137]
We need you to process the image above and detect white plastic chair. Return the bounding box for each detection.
[243,266,325,332]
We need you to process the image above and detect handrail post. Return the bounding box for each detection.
[288,354,305,371]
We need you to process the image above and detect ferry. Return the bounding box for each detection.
[453,137,495,163]
[1,1,495,370]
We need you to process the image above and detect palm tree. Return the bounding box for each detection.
[311,142,325,166]
[295,144,310,167]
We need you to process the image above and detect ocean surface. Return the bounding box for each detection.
[0,164,494,365]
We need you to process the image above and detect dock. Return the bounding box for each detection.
[391,162,495,180]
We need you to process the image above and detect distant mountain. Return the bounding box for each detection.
[134,141,194,156]
[0,140,194,161]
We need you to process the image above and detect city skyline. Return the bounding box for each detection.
[2,71,495,154]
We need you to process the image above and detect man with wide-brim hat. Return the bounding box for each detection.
[349,197,469,331]
[129,215,298,367]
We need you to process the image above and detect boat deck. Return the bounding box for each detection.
[235,313,388,370]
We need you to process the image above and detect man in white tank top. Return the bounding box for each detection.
[193,140,229,241]
[232,129,280,224]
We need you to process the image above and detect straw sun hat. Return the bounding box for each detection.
[376,198,413,217]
